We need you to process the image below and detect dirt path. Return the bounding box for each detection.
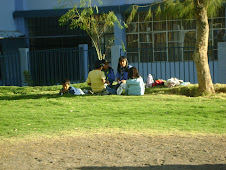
[0,134,226,170]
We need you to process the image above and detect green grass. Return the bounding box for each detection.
[0,83,226,138]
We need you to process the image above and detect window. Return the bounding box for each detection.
[125,7,226,62]
[99,26,114,59]
[28,17,92,50]
[28,16,114,55]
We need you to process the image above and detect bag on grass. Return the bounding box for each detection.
[146,74,154,88]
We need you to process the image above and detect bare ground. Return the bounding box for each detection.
[0,133,226,170]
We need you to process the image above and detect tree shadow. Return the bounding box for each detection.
[0,93,91,101]
[69,164,226,170]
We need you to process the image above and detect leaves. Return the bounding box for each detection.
[206,0,226,17]
[94,5,99,14]
[145,8,152,21]
[155,5,162,19]
[126,5,138,24]
[127,0,225,21]
[59,0,126,60]
[121,41,126,52]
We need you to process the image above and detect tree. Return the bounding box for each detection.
[128,0,225,95]
[58,0,127,60]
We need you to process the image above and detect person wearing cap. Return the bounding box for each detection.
[101,59,115,86]
[59,79,85,95]
[86,60,116,94]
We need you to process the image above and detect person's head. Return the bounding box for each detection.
[62,79,70,90]
[119,56,128,68]
[117,56,129,73]
[102,59,110,70]
[94,60,104,70]
[128,67,140,79]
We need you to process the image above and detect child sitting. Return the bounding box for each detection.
[125,67,145,95]
[59,79,85,95]
[86,60,116,95]
[101,59,115,86]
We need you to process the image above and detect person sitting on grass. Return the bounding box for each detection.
[125,67,145,96]
[116,56,132,84]
[101,59,115,86]
[86,60,116,95]
[59,79,84,95]
[115,56,132,95]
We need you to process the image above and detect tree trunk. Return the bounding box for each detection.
[193,0,215,95]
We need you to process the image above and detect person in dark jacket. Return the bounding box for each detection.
[116,56,132,84]
[114,56,132,94]
[102,59,115,86]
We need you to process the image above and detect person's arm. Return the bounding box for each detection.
[59,88,68,94]
[101,71,106,84]
[59,88,64,95]
[102,79,106,84]
[116,71,121,83]
[108,69,115,83]
[121,80,126,84]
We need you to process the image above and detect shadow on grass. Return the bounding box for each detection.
[0,93,91,101]
[71,164,226,170]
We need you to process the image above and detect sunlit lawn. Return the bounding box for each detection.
[0,84,225,138]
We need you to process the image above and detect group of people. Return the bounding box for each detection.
[59,56,145,96]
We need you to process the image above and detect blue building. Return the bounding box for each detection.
[0,0,226,85]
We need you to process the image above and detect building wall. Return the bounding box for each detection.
[0,0,134,33]
[218,42,226,84]
[131,61,218,84]
[0,39,26,51]
[0,0,16,31]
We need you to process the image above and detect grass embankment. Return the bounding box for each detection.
[0,84,225,138]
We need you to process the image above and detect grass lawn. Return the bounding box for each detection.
[0,83,225,138]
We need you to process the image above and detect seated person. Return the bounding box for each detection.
[116,56,132,84]
[115,56,132,94]
[101,59,115,86]
[59,79,84,95]
[125,67,145,95]
[86,60,116,95]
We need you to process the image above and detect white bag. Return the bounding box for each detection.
[146,74,154,88]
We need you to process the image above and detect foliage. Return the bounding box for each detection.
[0,84,226,138]
[59,0,127,60]
[127,0,226,23]
[23,70,34,86]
